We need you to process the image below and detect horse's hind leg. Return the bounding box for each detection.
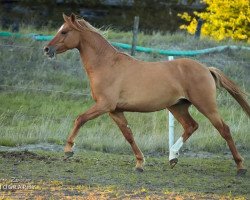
[109,111,144,172]
[168,100,199,168]
[191,95,246,176]
[201,111,246,175]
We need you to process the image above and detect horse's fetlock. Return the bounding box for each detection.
[67,140,74,146]
[235,156,244,164]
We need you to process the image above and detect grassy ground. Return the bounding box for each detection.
[0,149,249,199]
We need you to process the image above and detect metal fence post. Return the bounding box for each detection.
[168,56,175,150]
[131,16,139,56]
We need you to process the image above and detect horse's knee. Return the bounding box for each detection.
[118,124,134,144]
[125,134,134,144]
[223,123,230,134]
[74,115,85,128]
[219,123,232,140]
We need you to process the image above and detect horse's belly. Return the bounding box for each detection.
[116,90,182,112]
[116,102,169,112]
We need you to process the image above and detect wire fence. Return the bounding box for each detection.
[1,43,250,99]
[0,84,90,97]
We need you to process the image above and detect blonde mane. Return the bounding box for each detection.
[78,19,100,33]
[63,14,102,35]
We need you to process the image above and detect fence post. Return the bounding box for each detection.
[131,16,139,56]
[194,19,203,39]
[168,56,175,151]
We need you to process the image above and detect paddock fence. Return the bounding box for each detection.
[0,32,250,151]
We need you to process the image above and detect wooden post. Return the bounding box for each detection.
[131,16,139,56]
[194,19,203,39]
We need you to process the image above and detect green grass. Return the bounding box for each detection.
[0,29,249,155]
[0,91,249,154]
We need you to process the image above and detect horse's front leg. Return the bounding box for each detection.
[64,101,111,158]
[109,111,145,172]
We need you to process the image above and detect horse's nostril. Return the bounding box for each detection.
[44,46,50,53]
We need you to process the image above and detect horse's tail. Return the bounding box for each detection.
[209,67,250,118]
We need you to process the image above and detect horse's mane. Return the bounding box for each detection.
[77,19,100,33]
[64,14,101,35]
[63,14,118,52]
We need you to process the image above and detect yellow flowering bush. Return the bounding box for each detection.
[178,0,250,42]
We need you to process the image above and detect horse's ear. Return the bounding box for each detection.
[70,13,76,23]
[63,13,69,22]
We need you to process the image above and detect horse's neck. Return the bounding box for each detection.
[78,31,117,72]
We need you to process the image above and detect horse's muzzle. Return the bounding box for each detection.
[44,46,56,58]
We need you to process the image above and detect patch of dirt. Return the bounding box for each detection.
[0,150,52,161]
[0,150,83,165]
[0,143,63,152]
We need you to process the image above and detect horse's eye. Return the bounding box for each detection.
[61,31,67,35]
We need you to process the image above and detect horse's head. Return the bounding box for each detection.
[44,13,81,58]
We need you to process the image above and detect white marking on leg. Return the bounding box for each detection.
[169,137,183,160]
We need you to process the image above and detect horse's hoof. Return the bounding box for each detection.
[63,151,74,161]
[237,169,247,177]
[169,158,178,169]
[135,167,144,173]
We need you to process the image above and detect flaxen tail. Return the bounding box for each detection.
[209,67,250,117]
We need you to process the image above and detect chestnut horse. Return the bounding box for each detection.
[44,14,250,176]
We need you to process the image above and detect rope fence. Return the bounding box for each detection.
[1,31,250,56]
[1,43,249,65]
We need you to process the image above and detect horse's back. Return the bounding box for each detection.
[115,57,215,112]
